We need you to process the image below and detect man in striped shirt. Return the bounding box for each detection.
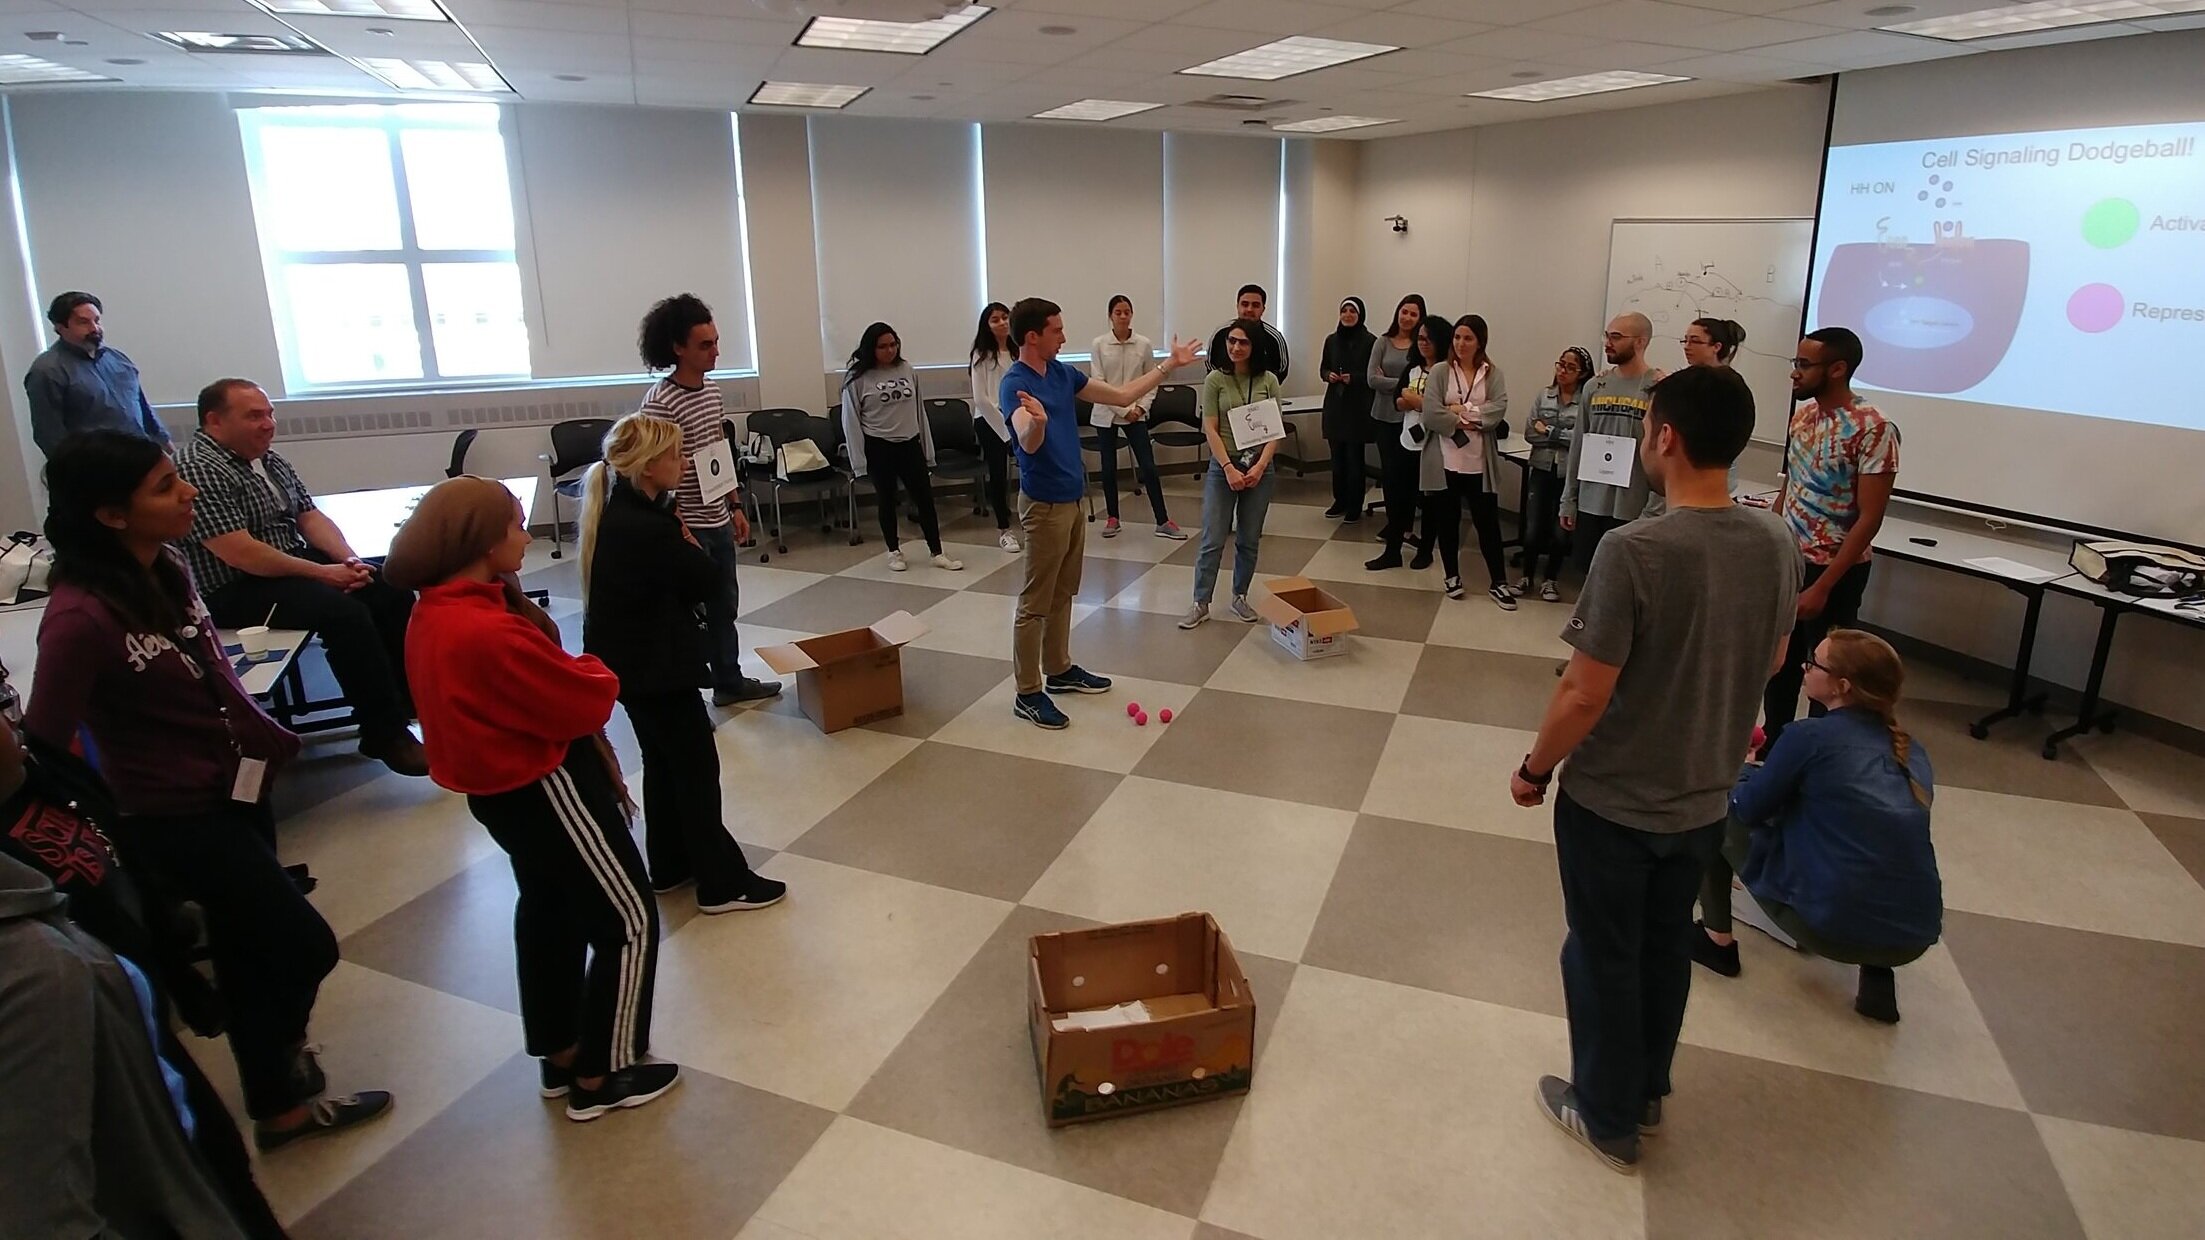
[637,294,780,706]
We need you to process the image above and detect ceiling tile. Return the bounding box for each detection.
[1652,48,1825,80]
[1753,28,1975,69]
[1010,0,1197,22]
[1775,0,2010,31]
[1170,0,1356,35]
[1545,38,1703,69]
[1432,24,1583,60]
[1386,0,1607,24]
[769,45,928,86]
[1307,10,1494,48]
[625,36,779,72]
[624,10,803,45]
[472,28,632,73]
[442,0,629,36]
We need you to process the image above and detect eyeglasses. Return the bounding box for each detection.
[1800,655,1832,675]
[1681,337,1711,347]
[1602,331,1646,343]
[1788,357,1826,370]
[1226,337,1253,348]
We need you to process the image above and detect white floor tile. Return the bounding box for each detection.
[1360,714,1550,843]
[1933,786,2205,946]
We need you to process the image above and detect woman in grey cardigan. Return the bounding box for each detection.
[841,321,961,572]
[1401,315,1512,607]
[1516,346,1589,602]
[1364,294,1427,570]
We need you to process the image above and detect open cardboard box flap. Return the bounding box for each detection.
[753,610,928,675]
[1251,577,1358,638]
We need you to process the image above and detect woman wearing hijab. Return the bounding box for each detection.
[1319,296,1376,522]
[1365,294,1427,569]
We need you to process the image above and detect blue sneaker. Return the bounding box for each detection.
[1045,665,1112,695]
[1013,691,1070,730]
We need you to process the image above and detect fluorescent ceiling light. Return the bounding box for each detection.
[1180,35,1397,81]
[154,31,325,53]
[253,0,450,18]
[359,57,510,92]
[796,5,990,55]
[1031,99,1162,121]
[0,53,116,84]
[1881,1,2205,40]
[1470,69,1690,101]
[1274,115,1398,133]
[749,81,871,108]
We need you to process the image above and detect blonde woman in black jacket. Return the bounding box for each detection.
[579,413,785,914]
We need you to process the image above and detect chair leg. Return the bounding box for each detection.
[549,492,564,559]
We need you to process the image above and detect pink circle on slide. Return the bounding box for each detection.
[2066,284,2124,333]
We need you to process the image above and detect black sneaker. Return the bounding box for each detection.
[1692,923,1742,977]
[1641,1096,1663,1137]
[1013,691,1070,730]
[289,1041,326,1100]
[1409,541,1434,571]
[1045,665,1112,695]
[650,874,694,896]
[699,874,787,914]
[1534,1076,1638,1174]
[540,1060,574,1098]
[1365,547,1403,571]
[712,678,782,707]
[255,1091,394,1152]
[566,1062,681,1122]
[284,863,318,895]
[1855,965,1900,1024]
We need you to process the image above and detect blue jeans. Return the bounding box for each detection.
[1193,461,1275,605]
[692,522,746,694]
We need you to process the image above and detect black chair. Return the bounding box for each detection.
[1149,384,1206,484]
[540,417,613,559]
[925,398,990,517]
[720,416,765,548]
[747,408,860,555]
[444,428,478,479]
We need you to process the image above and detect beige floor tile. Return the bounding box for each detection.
[1677,937,2025,1109]
[1105,563,1280,617]
[835,537,1021,588]
[1206,628,1426,715]
[908,588,1096,659]
[1022,776,1356,960]
[744,527,882,575]
[649,853,1010,1111]
[1908,699,2126,807]
[734,565,832,617]
[191,963,520,1226]
[2139,812,2205,888]
[1426,590,1577,659]
[1399,644,1569,731]
[279,775,500,939]
[1297,539,1446,592]
[1899,657,2012,709]
[1360,714,1550,843]
[1162,533,1327,580]
[2073,731,2205,819]
[965,552,1161,606]
[710,709,922,848]
[854,647,1013,741]
[2035,1116,2205,1240]
[1071,605,1262,686]
[1932,786,2205,945]
[1202,967,1646,1240]
[1257,502,1351,542]
[1074,526,1187,563]
[744,1118,1199,1240]
[1131,689,1393,812]
[933,673,1199,774]
[741,574,960,635]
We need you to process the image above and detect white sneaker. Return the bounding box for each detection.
[998,531,1020,553]
[931,552,964,572]
[887,549,908,572]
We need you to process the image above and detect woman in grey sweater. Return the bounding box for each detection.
[1364,294,1427,569]
[841,322,960,572]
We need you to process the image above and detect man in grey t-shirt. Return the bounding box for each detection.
[1509,365,1801,1174]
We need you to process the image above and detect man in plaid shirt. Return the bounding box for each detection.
[173,379,426,776]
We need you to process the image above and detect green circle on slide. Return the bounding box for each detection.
[2082,198,2140,249]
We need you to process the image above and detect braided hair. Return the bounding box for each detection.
[1822,628,1931,807]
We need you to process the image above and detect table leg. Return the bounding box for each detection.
[1970,585,2050,739]
[2042,603,2122,759]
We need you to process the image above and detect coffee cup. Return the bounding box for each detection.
[238,625,272,657]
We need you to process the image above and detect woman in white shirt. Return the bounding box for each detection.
[1408,315,1513,608]
[965,303,1020,553]
[1089,295,1186,540]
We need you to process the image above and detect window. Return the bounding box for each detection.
[237,104,528,391]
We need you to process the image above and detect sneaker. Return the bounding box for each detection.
[1534,1076,1638,1174]
[1045,665,1112,694]
[1178,603,1210,630]
[1641,1097,1663,1137]
[565,1062,681,1122]
[359,729,428,777]
[1509,578,1534,598]
[886,549,908,572]
[931,552,964,572]
[1323,504,1345,518]
[1155,521,1189,541]
[284,864,317,895]
[1228,596,1260,623]
[289,1041,326,1100]
[540,1060,575,1099]
[1540,579,1561,604]
[1489,584,1518,611]
[1409,541,1434,571]
[255,1091,394,1152]
[1341,510,1363,524]
[1444,576,1465,600]
[698,874,787,914]
[1102,517,1122,538]
[1692,923,1742,977]
[998,530,1021,553]
[1365,548,1403,571]
[1854,965,1900,1024]
[711,678,782,707]
[1013,691,1070,730]
[649,874,694,896]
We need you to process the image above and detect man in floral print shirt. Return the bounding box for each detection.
[1762,327,1897,755]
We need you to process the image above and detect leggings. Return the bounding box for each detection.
[975,421,1013,530]
[1375,429,1420,547]
[1421,471,1508,586]
[863,434,942,554]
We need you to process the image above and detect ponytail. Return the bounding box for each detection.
[577,461,611,599]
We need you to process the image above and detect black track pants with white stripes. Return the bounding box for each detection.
[467,739,659,1079]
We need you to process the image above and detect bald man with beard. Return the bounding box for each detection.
[1561,312,1663,573]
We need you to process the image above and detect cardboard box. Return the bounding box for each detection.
[1028,913,1257,1127]
[753,611,927,733]
[1250,576,1359,661]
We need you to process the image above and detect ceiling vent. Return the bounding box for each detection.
[1183,93,1294,112]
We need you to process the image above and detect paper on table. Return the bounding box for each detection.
[1964,556,2060,582]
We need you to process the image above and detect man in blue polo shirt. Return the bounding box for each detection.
[1000,297,1199,729]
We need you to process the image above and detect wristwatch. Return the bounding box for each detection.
[1517,756,1553,788]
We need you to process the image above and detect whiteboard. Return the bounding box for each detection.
[1605,218,1813,446]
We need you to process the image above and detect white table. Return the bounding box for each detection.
[315,476,539,562]
[2039,572,2205,758]
[217,627,310,698]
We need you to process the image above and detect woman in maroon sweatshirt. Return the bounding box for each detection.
[28,430,391,1151]
[383,476,678,1121]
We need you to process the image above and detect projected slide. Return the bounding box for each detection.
[1807,120,2205,430]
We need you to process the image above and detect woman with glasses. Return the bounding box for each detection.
[1693,629,1942,1025]
[1681,317,1745,369]
[1181,320,1283,628]
[1364,294,1428,570]
[1402,315,1513,606]
[1515,346,1590,602]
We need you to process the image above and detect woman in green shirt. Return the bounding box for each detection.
[1181,319,1283,628]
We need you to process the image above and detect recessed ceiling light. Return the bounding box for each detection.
[1274,114,1398,133]
[553,73,587,81]
[359,57,511,91]
[1031,98,1162,121]
[24,31,65,41]
[0,53,116,84]
[251,0,450,20]
[909,93,935,100]
[1039,24,1076,35]
[1510,69,1544,78]
[1881,2,2205,40]
[154,31,325,54]
[107,57,146,65]
[365,27,396,36]
[1470,69,1691,101]
[1180,35,1398,81]
[1864,5,1916,14]
[795,5,989,55]
[749,80,870,108]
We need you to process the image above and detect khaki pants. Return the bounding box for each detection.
[1015,496,1085,693]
